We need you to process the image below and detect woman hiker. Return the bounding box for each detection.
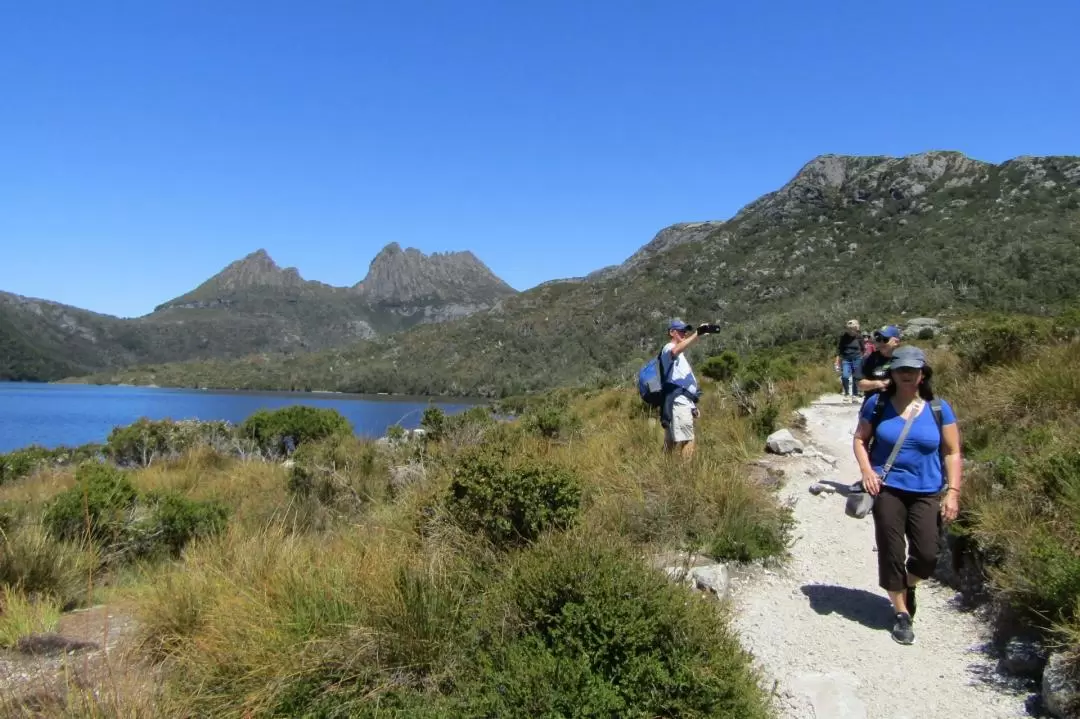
[851,345,963,645]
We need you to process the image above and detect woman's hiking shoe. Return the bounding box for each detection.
[906,585,917,619]
[892,612,915,645]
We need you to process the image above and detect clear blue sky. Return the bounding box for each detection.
[2,0,1078,318]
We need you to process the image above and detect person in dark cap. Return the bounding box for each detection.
[852,345,963,646]
[660,318,719,459]
[856,325,902,403]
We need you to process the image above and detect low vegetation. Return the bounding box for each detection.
[930,312,1080,670]
[0,363,826,716]
[4,311,1078,714]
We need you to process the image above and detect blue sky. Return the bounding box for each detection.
[2,0,1078,318]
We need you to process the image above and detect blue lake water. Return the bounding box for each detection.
[0,382,479,453]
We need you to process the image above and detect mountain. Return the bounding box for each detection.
[0,244,515,381]
[353,243,517,322]
[84,150,1080,397]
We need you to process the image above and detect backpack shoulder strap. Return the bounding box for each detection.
[930,398,943,429]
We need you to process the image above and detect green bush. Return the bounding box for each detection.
[446,452,581,549]
[420,406,449,441]
[240,406,352,457]
[952,316,1051,372]
[456,536,771,718]
[106,418,233,467]
[140,492,229,558]
[43,463,137,546]
[707,505,794,563]
[287,435,388,509]
[0,443,104,485]
[522,405,582,440]
[700,350,741,382]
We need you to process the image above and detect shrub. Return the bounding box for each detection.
[287,435,388,510]
[457,535,771,718]
[522,405,582,440]
[700,350,741,382]
[0,443,104,485]
[951,315,1051,372]
[706,504,794,563]
[43,463,137,546]
[420,406,449,441]
[107,418,233,467]
[385,423,406,442]
[446,452,581,549]
[140,492,230,558]
[240,406,352,457]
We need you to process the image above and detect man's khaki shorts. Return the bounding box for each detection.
[665,404,695,443]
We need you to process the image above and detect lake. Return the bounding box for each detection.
[0,382,480,453]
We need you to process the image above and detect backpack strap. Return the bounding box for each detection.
[930,398,946,491]
[867,394,889,452]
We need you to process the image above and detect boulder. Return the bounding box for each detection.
[998,637,1047,679]
[766,429,804,455]
[1043,652,1080,718]
[689,564,731,599]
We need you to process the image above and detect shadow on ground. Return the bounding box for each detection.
[800,584,894,631]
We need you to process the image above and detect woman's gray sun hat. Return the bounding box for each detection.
[889,346,927,370]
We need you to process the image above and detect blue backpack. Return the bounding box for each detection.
[637,350,669,408]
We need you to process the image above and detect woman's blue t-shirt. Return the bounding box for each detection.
[860,394,956,494]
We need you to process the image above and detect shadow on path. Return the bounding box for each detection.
[801,584,894,631]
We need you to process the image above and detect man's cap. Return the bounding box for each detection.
[890,345,927,370]
[846,319,860,329]
[874,325,901,340]
[668,318,693,332]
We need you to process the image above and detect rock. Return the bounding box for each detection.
[1043,652,1080,718]
[998,637,1047,679]
[766,429,804,455]
[689,564,731,599]
[16,633,99,657]
[904,317,941,339]
[803,446,838,467]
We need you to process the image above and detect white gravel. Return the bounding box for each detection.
[730,395,1029,719]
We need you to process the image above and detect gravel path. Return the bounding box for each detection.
[730,395,1029,719]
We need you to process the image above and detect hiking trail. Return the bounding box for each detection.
[730,395,1029,719]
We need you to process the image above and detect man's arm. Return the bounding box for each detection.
[855,357,889,392]
[669,330,700,357]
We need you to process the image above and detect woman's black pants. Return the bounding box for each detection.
[871,486,941,592]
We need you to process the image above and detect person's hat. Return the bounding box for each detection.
[668,318,693,332]
[846,319,860,329]
[873,325,901,341]
[889,345,927,370]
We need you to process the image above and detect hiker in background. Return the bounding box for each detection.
[852,346,963,646]
[861,331,874,359]
[833,319,865,404]
[660,318,719,459]
[855,325,902,403]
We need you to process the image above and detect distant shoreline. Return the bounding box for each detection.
[7,379,490,406]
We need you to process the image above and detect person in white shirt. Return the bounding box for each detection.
[660,318,719,459]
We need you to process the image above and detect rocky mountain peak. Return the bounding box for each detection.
[353,243,514,305]
[154,249,307,311]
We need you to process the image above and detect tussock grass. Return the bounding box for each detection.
[943,332,1080,676]
[0,586,61,647]
[0,364,829,717]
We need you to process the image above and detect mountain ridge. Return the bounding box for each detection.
[1,243,516,381]
[78,149,1080,396]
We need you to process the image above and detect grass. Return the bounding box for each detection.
[0,360,831,718]
[0,586,62,647]
[926,315,1080,682]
